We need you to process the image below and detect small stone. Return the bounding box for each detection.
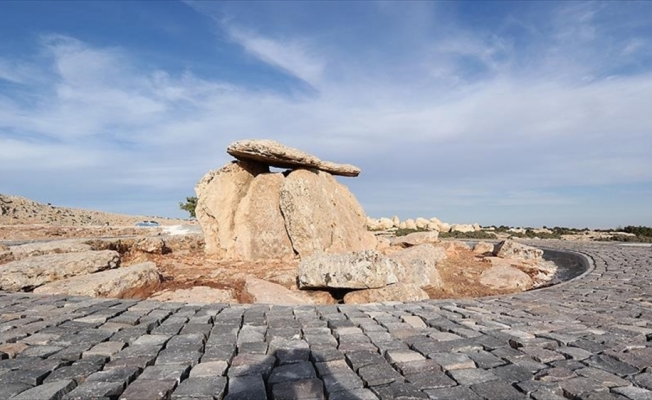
[271,378,325,400]
[171,376,227,399]
[11,379,76,400]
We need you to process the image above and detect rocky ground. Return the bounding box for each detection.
[0,192,559,305]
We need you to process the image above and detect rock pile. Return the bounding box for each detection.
[366,215,482,233]
[195,140,376,261]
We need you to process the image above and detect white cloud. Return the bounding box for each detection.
[225,25,324,86]
[2,1,652,225]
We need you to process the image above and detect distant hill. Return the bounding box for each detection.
[0,193,185,226]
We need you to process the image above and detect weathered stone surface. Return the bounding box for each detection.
[390,231,440,248]
[473,242,494,255]
[195,160,269,258]
[233,173,295,261]
[0,250,120,291]
[494,240,543,261]
[388,244,445,288]
[343,283,429,304]
[9,239,92,260]
[227,139,361,177]
[34,262,160,298]
[244,277,336,305]
[149,286,236,304]
[480,264,533,290]
[298,250,398,289]
[280,169,376,258]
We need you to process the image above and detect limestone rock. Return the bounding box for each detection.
[343,283,429,304]
[0,250,14,264]
[195,161,269,258]
[398,222,407,229]
[473,223,482,231]
[438,241,471,257]
[280,169,376,258]
[429,217,442,225]
[415,218,430,229]
[404,219,417,230]
[378,218,394,230]
[227,139,361,177]
[388,244,446,288]
[8,239,92,260]
[150,286,236,303]
[297,250,398,289]
[244,277,336,305]
[0,250,120,292]
[376,237,391,252]
[390,231,439,248]
[34,262,161,298]
[451,224,475,233]
[391,216,400,227]
[133,238,167,254]
[425,222,440,231]
[480,265,533,290]
[233,173,295,261]
[493,240,543,261]
[439,222,451,233]
[473,242,495,255]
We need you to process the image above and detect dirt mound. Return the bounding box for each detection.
[0,193,186,226]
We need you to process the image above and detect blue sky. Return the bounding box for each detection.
[1,1,651,228]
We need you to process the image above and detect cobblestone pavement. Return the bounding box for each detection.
[0,242,651,400]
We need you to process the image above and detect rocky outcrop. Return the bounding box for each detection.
[388,244,446,289]
[480,265,533,290]
[8,239,92,260]
[389,231,439,248]
[280,169,376,258]
[233,173,295,261]
[494,240,543,261]
[196,140,375,261]
[0,250,120,291]
[451,224,475,233]
[34,262,161,298]
[244,277,336,305]
[343,283,429,304]
[297,250,398,290]
[195,161,269,257]
[227,139,361,177]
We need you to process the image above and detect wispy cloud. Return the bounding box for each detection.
[1,2,651,226]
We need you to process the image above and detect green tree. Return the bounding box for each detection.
[179,196,198,218]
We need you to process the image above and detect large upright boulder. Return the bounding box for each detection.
[233,173,295,261]
[493,240,543,261]
[195,161,269,257]
[280,169,376,258]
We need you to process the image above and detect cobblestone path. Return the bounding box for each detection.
[0,242,651,400]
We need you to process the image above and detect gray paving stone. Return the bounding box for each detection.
[429,352,476,370]
[190,360,228,377]
[225,374,268,400]
[0,369,51,385]
[328,388,378,400]
[44,361,103,384]
[634,373,652,390]
[271,378,325,400]
[322,371,365,393]
[268,361,317,385]
[449,368,499,385]
[584,355,640,376]
[139,364,190,383]
[394,359,442,376]
[358,362,404,387]
[171,376,226,399]
[85,366,140,385]
[404,371,457,389]
[470,379,525,399]
[11,379,76,400]
[63,381,124,399]
[0,383,32,400]
[119,378,177,400]
[611,386,652,400]
[424,386,483,400]
[228,353,275,378]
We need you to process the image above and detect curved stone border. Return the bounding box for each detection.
[0,241,650,399]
